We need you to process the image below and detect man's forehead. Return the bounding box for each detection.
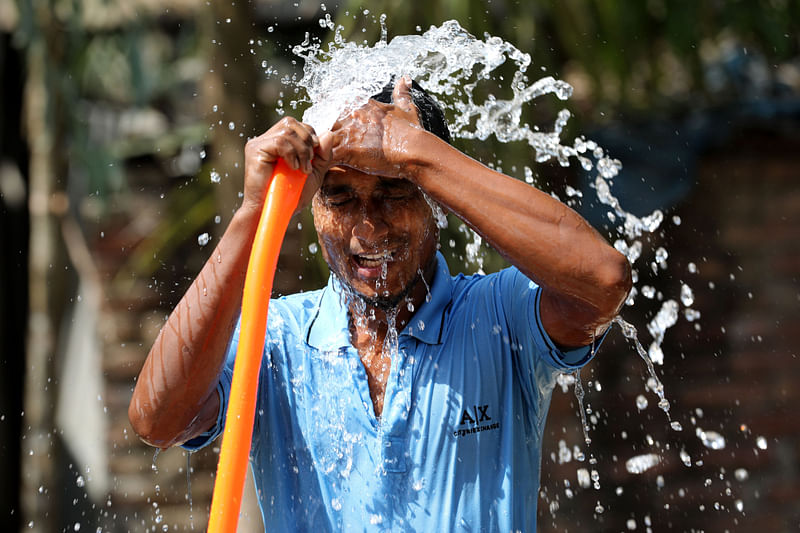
[321,166,417,192]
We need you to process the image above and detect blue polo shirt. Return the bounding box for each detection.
[185,252,596,532]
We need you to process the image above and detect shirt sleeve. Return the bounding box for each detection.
[179,320,239,452]
[491,267,605,432]
[496,266,603,371]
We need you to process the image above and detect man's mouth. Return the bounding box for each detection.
[353,251,394,269]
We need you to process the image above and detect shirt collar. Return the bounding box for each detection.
[305,275,352,351]
[400,252,452,344]
[305,252,453,350]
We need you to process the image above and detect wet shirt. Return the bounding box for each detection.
[185,252,595,532]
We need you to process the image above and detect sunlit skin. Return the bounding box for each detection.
[312,169,437,307]
[129,77,632,447]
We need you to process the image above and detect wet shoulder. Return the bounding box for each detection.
[266,288,325,338]
[450,266,534,303]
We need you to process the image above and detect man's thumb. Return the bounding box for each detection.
[392,75,415,113]
[312,131,335,171]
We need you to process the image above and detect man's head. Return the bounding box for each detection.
[311,79,449,308]
[370,78,451,144]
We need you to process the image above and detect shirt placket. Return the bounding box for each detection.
[378,340,414,473]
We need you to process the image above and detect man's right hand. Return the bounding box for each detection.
[242,117,333,216]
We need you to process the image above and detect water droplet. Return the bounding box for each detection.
[654,247,668,264]
[228,121,235,130]
[756,436,768,449]
[626,518,637,530]
[670,421,683,431]
[412,479,424,491]
[558,440,572,464]
[210,171,221,183]
[331,497,342,511]
[594,501,604,514]
[577,468,591,488]
[684,308,701,322]
[696,428,726,449]
[197,233,210,247]
[734,499,744,512]
[635,395,648,410]
[648,342,664,365]
[75,475,85,488]
[679,449,692,467]
[308,243,318,254]
[625,453,661,474]
[680,283,694,307]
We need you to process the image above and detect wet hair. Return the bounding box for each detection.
[371,78,451,144]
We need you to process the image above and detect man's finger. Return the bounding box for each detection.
[392,75,415,114]
[328,130,351,166]
[312,131,334,170]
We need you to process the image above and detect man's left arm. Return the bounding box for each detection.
[332,78,632,349]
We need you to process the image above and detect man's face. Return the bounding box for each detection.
[311,167,438,307]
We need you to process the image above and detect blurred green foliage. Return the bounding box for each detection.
[336,0,799,111]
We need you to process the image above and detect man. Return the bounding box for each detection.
[129,77,631,531]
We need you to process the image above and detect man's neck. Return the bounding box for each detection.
[347,255,437,354]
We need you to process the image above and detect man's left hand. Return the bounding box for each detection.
[330,76,425,180]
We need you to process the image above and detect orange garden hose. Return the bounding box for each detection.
[208,159,307,532]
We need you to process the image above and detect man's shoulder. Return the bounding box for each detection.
[450,265,532,295]
[273,287,326,304]
[267,287,326,331]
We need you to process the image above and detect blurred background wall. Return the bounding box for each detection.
[0,0,798,531]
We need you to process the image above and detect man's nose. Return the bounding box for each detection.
[352,206,389,244]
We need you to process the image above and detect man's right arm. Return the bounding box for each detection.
[128,206,258,448]
[128,118,332,448]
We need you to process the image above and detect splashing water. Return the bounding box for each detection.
[295,19,593,173]
[614,316,673,420]
[573,370,592,445]
[151,448,160,473]
[186,452,194,530]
